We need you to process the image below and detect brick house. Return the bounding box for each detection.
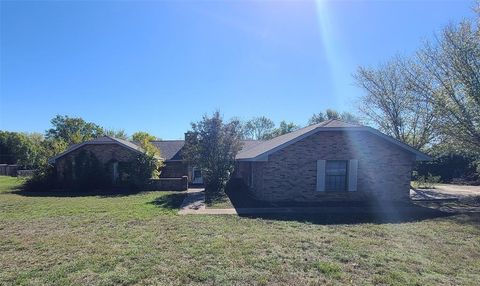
[49,119,429,201]
[49,136,147,183]
[234,120,430,202]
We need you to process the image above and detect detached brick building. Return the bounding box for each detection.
[49,120,430,202]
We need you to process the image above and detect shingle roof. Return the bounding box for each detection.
[151,140,185,161]
[48,136,145,164]
[151,139,263,161]
[236,119,431,161]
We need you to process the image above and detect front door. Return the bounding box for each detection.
[192,167,203,184]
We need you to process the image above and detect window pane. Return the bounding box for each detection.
[325,160,348,191]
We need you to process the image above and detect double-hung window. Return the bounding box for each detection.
[325,160,348,192]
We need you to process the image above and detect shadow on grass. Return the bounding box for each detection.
[238,203,456,225]
[148,192,186,209]
[11,186,181,198]
[224,179,477,225]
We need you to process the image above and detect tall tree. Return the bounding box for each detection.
[404,18,480,153]
[308,109,361,125]
[182,111,243,199]
[46,115,103,145]
[354,59,437,150]
[244,116,275,140]
[0,131,46,167]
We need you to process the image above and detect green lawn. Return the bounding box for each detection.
[0,176,479,285]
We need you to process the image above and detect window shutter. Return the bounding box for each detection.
[316,160,326,192]
[348,160,358,192]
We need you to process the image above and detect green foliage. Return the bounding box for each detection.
[23,164,57,191]
[183,111,243,198]
[64,150,110,190]
[46,115,103,145]
[123,153,163,187]
[416,147,480,184]
[308,109,361,125]
[0,131,47,167]
[312,261,342,278]
[244,116,275,140]
[413,172,441,189]
[132,131,157,142]
[103,129,129,140]
[263,121,300,139]
[132,131,160,157]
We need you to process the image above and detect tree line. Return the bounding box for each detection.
[238,109,360,140]
[0,115,160,169]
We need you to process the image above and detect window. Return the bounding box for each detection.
[193,169,202,179]
[325,160,348,192]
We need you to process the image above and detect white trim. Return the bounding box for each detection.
[237,127,431,162]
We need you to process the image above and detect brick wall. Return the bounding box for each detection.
[145,176,188,191]
[160,161,188,178]
[55,144,139,180]
[246,131,416,202]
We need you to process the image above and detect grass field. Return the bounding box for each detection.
[0,176,479,285]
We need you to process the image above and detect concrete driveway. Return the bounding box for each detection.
[411,184,480,201]
[434,184,480,196]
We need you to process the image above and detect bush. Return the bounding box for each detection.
[23,164,57,191]
[119,153,162,189]
[414,173,441,189]
[416,153,479,184]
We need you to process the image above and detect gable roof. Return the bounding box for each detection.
[236,119,431,161]
[151,139,262,161]
[151,140,185,161]
[48,136,145,164]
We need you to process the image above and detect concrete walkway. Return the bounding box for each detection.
[178,188,239,215]
[178,188,206,214]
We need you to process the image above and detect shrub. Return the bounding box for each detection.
[415,173,441,189]
[23,164,57,191]
[120,153,162,188]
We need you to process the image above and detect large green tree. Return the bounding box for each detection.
[0,131,46,167]
[46,115,104,145]
[132,131,160,157]
[182,111,243,199]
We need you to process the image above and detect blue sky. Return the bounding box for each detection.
[0,0,473,139]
